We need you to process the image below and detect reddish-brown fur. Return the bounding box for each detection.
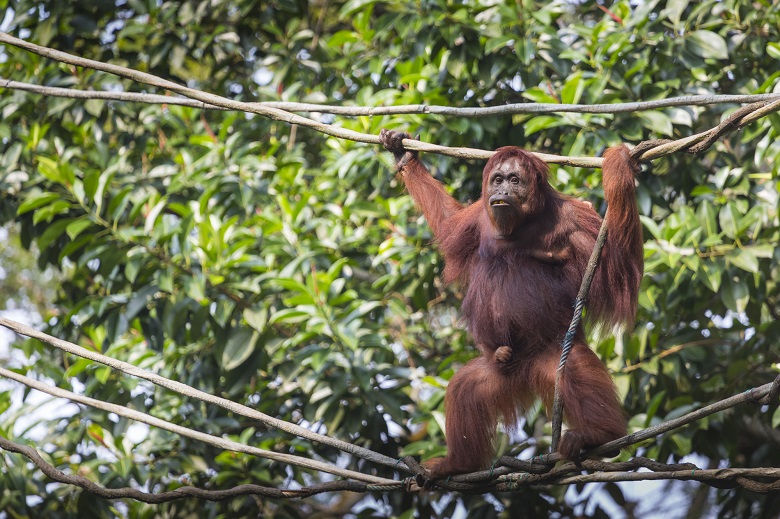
[380,131,643,477]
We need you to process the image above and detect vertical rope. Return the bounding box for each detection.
[550,214,610,452]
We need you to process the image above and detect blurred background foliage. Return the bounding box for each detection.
[0,0,779,517]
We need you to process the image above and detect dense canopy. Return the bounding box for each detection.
[0,1,779,517]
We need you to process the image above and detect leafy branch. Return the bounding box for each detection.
[2,32,780,168]
[2,316,780,499]
[0,317,412,474]
[0,364,393,484]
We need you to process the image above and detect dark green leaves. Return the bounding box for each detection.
[1,1,780,517]
[686,30,729,60]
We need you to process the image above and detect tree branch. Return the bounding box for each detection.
[0,434,404,502]
[2,32,780,169]
[496,465,780,494]
[2,77,778,116]
[0,33,507,163]
[0,366,395,485]
[441,374,780,485]
[0,317,411,474]
[2,315,780,497]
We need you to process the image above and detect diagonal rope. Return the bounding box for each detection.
[550,215,609,451]
[547,97,780,453]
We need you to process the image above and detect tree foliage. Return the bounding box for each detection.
[0,0,779,517]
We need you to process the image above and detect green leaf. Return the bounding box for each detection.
[17,192,61,215]
[718,203,740,239]
[94,169,115,216]
[645,390,667,424]
[338,0,380,18]
[95,367,111,385]
[126,256,147,285]
[696,200,718,237]
[84,99,104,117]
[742,244,774,259]
[664,402,699,422]
[522,87,559,104]
[640,215,661,239]
[561,71,584,105]
[697,261,723,293]
[686,30,729,60]
[524,116,564,136]
[243,307,268,333]
[144,197,167,235]
[726,249,758,273]
[66,217,93,240]
[32,200,71,224]
[272,278,310,294]
[327,30,359,47]
[269,309,311,324]
[721,275,749,313]
[59,235,92,260]
[158,266,174,293]
[767,42,780,61]
[662,0,688,28]
[690,186,713,197]
[222,328,259,371]
[213,299,237,328]
[485,36,514,54]
[126,285,156,320]
[64,359,93,378]
[182,274,206,303]
[530,8,552,25]
[37,218,73,250]
[637,111,673,136]
[36,157,66,184]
